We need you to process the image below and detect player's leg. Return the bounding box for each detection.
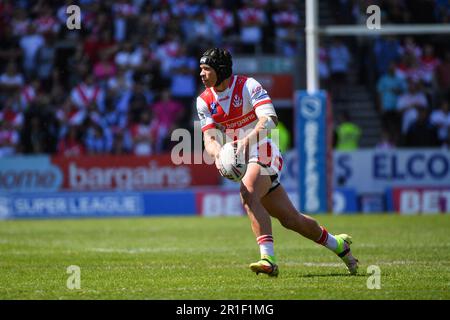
[261,185,321,240]
[240,162,278,277]
[261,184,359,275]
[240,162,272,237]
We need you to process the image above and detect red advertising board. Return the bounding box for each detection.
[252,74,293,100]
[51,154,220,191]
[392,187,450,214]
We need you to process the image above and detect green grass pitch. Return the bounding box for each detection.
[0,215,449,300]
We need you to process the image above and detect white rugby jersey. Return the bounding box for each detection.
[196,75,276,141]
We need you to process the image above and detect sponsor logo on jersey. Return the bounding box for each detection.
[210,102,218,114]
[251,85,262,96]
[232,94,242,108]
[255,93,269,101]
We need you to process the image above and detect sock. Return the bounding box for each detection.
[257,235,275,261]
[315,227,341,254]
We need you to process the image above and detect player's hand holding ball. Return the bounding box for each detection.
[217,141,247,182]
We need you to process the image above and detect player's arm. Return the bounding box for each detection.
[203,128,222,160]
[197,97,223,170]
[235,78,278,153]
[236,115,278,153]
[204,127,235,179]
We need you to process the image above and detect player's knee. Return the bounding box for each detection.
[240,186,259,208]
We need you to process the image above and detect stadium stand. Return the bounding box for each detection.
[0,0,449,158]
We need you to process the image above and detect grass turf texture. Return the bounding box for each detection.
[0,215,449,300]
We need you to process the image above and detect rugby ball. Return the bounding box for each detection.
[218,142,247,182]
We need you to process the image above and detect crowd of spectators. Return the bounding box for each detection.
[375,39,450,148]
[322,0,450,149]
[1,0,450,158]
[0,0,300,158]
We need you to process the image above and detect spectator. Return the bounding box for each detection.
[169,45,197,116]
[11,8,30,37]
[399,36,422,60]
[328,38,351,98]
[395,53,425,84]
[397,80,428,135]
[57,125,86,157]
[20,97,59,154]
[172,0,204,18]
[126,80,153,125]
[107,66,134,116]
[84,120,113,154]
[0,61,24,93]
[108,66,133,94]
[376,129,396,150]
[132,6,157,40]
[376,62,407,141]
[373,36,401,77]
[335,111,361,151]
[155,33,182,79]
[112,0,139,43]
[66,43,90,89]
[35,33,56,91]
[115,41,143,75]
[101,98,128,134]
[430,99,450,145]
[19,24,45,78]
[237,0,267,53]
[111,130,132,155]
[83,29,118,65]
[150,89,184,152]
[20,79,39,111]
[56,98,85,146]
[93,51,117,83]
[33,4,59,35]
[207,0,235,46]
[1,95,24,128]
[405,107,440,147]
[420,44,440,86]
[272,1,300,56]
[0,120,19,157]
[70,74,106,112]
[186,12,215,44]
[130,110,154,156]
[151,1,172,34]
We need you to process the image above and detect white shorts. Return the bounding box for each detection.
[246,138,283,189]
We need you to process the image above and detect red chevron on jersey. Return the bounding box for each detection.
[199,75,255,131]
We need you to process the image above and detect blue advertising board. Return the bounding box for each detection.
[0,156,63,192]
[142,191,196,216]
[295,90,331,213]
[0,191,197,219]
[0,192,144,219]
